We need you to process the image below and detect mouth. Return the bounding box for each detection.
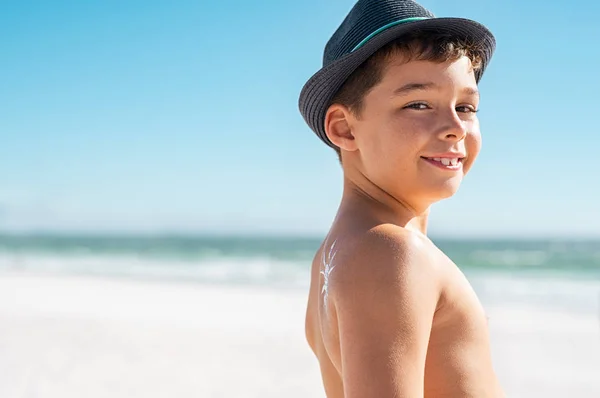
[420,156,465,171]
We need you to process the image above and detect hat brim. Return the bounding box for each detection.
[298,17,496,149]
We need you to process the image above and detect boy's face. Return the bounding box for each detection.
[339,54,481,207]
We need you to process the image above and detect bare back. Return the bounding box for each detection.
[305,226,504,397]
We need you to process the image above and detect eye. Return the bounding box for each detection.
[456,105,478,114]
[404,102,430,110]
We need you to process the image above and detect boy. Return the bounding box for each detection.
[299,0,504,396]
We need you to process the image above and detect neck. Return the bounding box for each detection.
[340,170,431,235]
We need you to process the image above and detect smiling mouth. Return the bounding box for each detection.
[421,156,465,169]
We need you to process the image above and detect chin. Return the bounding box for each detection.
[427,179,463,201]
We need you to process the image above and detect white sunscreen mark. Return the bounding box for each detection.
[320,239,338,310]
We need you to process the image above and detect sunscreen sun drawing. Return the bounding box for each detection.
[320,239,338,310]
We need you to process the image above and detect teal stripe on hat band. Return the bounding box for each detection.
[351,17,430,52]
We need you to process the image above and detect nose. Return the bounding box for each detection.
[436,110,467,142]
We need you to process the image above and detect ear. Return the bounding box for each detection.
[324,104,359,152]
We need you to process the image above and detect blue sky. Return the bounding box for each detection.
[1,0,599,238]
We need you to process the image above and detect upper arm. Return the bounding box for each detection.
[331,231,439,398]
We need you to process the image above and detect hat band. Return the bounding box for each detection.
[351,17,430,52]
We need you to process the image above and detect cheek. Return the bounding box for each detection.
[464,131,482,173]
[358,116,408,155]
[376,117,432,171]
[355,112,426,168]
[384,114,428,145]
[380,120,423,163]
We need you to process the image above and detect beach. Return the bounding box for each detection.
[1,271,600,398]
[3,0,598,395]
[0,272,324,398]
[1,236,600,397]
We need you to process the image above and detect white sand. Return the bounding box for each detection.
[1,271,599,397]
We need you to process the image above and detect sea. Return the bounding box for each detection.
[1,234,599,314]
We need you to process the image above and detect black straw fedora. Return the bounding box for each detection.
[298,0,496,149]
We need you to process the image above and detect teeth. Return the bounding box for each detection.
[428,157,460,166]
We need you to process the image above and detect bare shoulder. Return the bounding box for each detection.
[330,224,441,304]
[326,225,442,396]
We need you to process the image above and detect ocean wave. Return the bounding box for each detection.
[0,252,312,288]
[1,251,599,315]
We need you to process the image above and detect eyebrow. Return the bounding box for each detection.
[393,82,479,97]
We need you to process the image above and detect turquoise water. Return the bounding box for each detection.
[0,234,599,287]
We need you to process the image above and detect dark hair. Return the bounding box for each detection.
[329,31,485,161]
